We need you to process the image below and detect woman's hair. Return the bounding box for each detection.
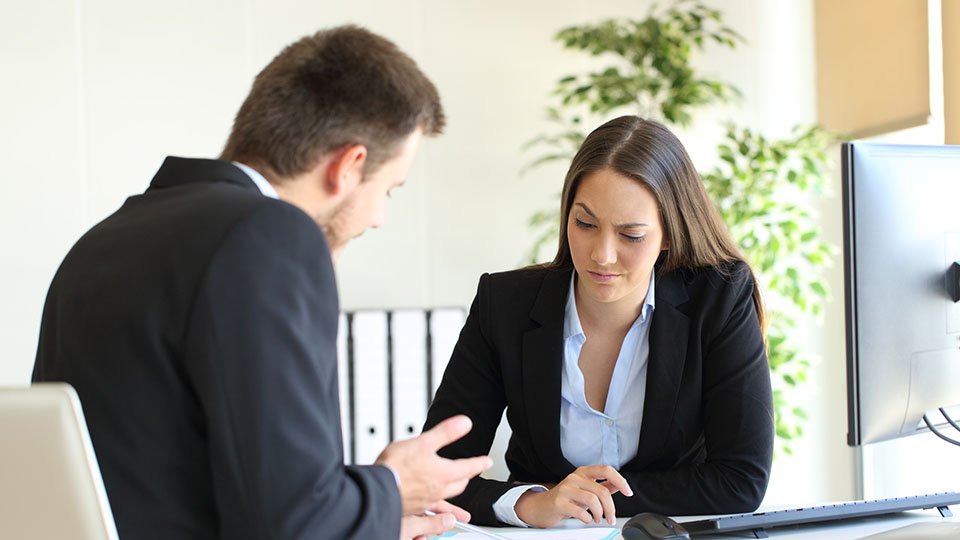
[546,115,765,332]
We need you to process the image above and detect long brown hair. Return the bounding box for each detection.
[546,115,765,332]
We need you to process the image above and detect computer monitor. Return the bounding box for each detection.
[843,142,960,446]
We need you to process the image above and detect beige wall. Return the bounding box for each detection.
[814,0,930,137]
[944,0,960,144]
[0,0,858,506]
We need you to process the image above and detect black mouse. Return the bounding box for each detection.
[622,512,690,539]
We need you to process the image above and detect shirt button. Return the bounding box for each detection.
[605,419,614,427]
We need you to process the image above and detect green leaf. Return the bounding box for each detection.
[810,280,828,297]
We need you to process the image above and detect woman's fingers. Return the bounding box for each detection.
[579,465,633,496]
[558,498,595,525]
[559,470,618,524]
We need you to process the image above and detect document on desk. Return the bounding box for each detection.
[436,528,618,540]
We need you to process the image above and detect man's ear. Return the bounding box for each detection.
[324,144,367,196]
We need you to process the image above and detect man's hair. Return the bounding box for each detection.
[221,25,444,179]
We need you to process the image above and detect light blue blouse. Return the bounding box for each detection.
[493,271,656,526]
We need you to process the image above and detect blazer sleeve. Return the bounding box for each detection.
[423,274,517,526]
[613,267,774,516]
[183,203,401,540]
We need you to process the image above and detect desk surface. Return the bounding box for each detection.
[469,508,960,539]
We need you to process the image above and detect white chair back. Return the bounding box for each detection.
[0,383,119,540]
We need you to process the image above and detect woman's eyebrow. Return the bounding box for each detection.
[574,202,596,218]
[575,202,650,228]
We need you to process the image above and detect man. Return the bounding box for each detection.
[33,25,490,540]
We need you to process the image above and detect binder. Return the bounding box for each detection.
[349,311,390,465]
[336,313,351,464]
[390,310,429,439]
[428,308,466,401]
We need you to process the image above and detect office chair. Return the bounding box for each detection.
[0,383,119,540]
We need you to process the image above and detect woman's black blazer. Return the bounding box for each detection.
[424,262,774,526]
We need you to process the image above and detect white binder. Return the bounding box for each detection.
[390,310,429,439]
[350,311,390,465]
[336,313,351,464]
[428,308,466,399]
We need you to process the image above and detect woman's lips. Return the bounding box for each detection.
[587,271,619,283]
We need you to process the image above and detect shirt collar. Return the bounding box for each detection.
[563,270,657,340]
[232,161,279,199]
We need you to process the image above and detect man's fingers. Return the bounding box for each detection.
[438,454,493,483]
[429,500,471,523]
[418,415,473,451]
[400,514,455,539]
[441,478,471,500]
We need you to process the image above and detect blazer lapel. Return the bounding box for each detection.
[522,268,576,478]
[632,269,690,466]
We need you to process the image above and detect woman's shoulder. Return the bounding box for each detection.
[476,265,571,309]
[664,260,755,302]
[480,265,566,292]
[672,259,752,283]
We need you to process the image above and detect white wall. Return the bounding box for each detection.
[0,0,856,506]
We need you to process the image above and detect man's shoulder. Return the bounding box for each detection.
[129,163,322,245]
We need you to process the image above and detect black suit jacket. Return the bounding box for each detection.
[33,157,401,539]
[423,264,773,526]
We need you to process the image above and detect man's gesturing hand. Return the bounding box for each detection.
[400,500,470,540]
[376,415,492,515]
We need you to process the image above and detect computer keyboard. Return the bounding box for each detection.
[680,492,960,538]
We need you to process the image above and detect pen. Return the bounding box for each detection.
[423,510,512,540]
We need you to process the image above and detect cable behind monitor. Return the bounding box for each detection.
[922,411,960,447]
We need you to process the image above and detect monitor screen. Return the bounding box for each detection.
[843,142,960,446]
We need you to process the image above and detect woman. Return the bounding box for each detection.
[424,116,773,528]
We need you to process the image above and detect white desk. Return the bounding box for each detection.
[470,508,960,539]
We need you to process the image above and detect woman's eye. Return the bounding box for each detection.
[622,234,646,243]
[574,218,595,229]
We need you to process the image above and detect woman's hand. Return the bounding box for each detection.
[514,465,633,528]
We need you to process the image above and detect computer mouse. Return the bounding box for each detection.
[621,512,690,539]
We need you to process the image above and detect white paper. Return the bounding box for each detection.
[436,527,619,540]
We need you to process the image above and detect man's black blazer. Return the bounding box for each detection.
[424,263,774,526]
[33,157,400,539]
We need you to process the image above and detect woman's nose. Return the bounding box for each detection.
[590,234,617,266]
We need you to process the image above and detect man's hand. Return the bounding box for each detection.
[376,415,492,515]
[514,465,633,528]
[400,500,470,540]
